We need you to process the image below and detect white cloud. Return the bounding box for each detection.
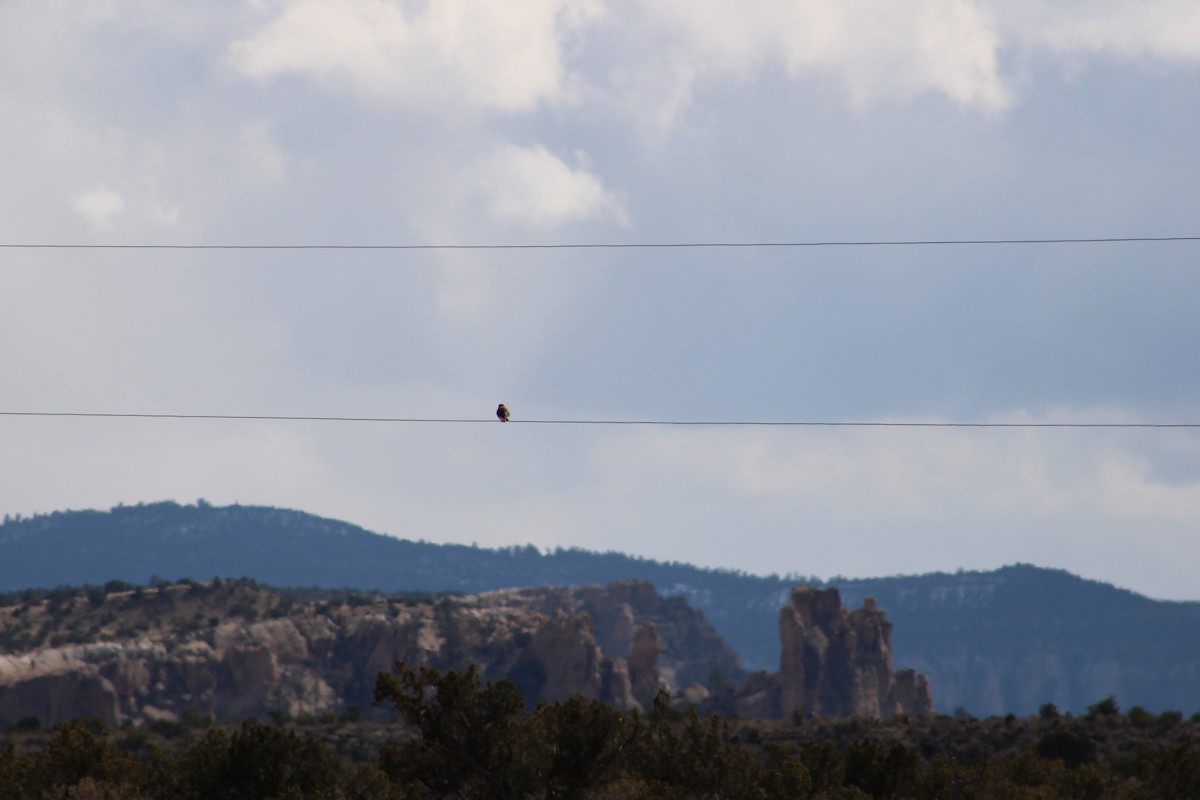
[71,184,126,229]
[68,170,181,234]
[218,0,1200,130]
[996,1,1200,61]
[606,0,1200,125]
[627,0,1012,114]
[475,143,628,229]
[226,0,601,112]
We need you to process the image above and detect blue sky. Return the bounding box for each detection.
[2,0,1198,599]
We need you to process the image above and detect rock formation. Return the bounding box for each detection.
[0,578,931,728]
[0,578,742,727]
[508,611,603,703]
[698,585,933,719]
[627,622,663,708]
[777,586,933,718]
[577,579,737,689]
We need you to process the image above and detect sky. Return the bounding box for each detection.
[2,0,1199,600]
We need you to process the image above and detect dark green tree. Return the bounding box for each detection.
[0,743,23,800]
[1035,730,1097,769]
[158,720,339,799]
[22,721,144,799]
[374,662,533,799]
[800,740,845,796]
[632,690,763,798]
[758,743,813,799]
[1143,743,1200,800]
[528,694,638,799]
[843,739,920,799]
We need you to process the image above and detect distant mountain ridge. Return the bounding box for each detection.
[4,501,1200,716]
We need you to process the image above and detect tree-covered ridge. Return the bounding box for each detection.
[0,501,796,595]
[2,664,1200,799]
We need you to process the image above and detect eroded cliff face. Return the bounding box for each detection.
[0,579,931,727]
[777,587,933,718]
[1,621,353,727]
[0,579,741,727]
[701,585,934,719]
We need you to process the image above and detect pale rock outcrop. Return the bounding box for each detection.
[578,579,741,690]
[510,612,603,703]
[777,586,932,718]
[889,668,934,716]
[627,622,662,708]
[0,579,733,727]
[600,658,637,710]
[0,671,118,725]
[0,578,930,726]
[585,594,637,659]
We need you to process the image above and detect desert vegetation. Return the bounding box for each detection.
[2,663,1199,799]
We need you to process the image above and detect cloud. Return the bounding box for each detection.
[606,0,1200,127]
[634,417,1200,527]
[576,414,1200,591]
[219,0,1200,130]
[475,143,628,229]
[68,168,181,234]
[222,0,1014,119]
[71,184,126,230]
[996,1,1200,61]
[226,0,600,112]
[614,0,1012,117]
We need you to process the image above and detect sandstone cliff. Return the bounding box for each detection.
[701,585,933,719]
[777,586,933,718]
[0,578,930,728]
[0,578,741,728]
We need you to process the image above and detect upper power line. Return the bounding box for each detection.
[1,236,1199,251]
[0,411,1195,429]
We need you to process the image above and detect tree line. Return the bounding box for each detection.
[2,662,1199,798]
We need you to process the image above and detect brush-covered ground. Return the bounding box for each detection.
[2,662,1199,799]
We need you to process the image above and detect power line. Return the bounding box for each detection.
[1,236,1199,251]
[0,411,1195,428]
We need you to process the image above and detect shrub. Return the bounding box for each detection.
[1087,696,1120,720]
[1128,706,1155,729]
[13,715,41,733]
[1036,730,1098,768]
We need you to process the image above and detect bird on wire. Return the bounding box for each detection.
[496,403,510,422]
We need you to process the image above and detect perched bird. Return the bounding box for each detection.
[496,403,510,422]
